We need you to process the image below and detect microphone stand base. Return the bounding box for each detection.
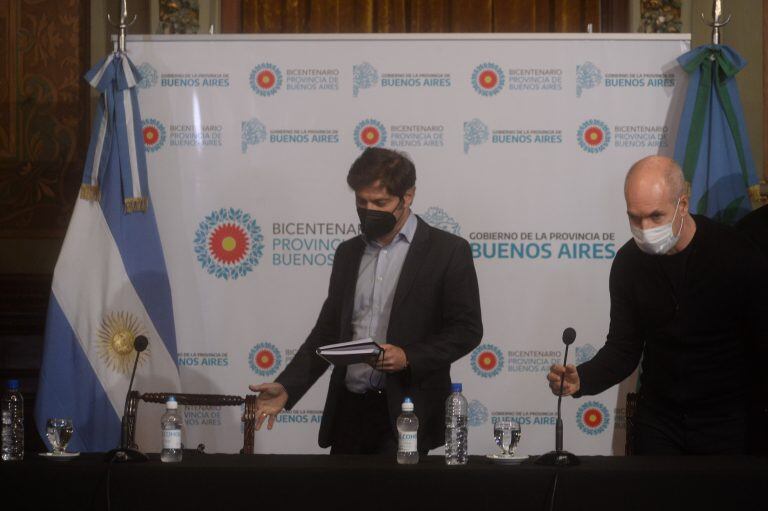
[104,447,149,463]
[534,450,580,466]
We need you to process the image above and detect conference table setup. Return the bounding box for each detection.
[4,452,767,510]
[4,2,768,511]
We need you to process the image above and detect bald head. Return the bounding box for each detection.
[624,156,685,205]
[624,155,690,235]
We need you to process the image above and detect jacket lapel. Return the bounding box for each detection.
[391,216,430,315]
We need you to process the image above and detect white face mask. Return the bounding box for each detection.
[630,197,685,255]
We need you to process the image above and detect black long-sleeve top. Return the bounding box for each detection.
[736,204,768,258]
[576,215,767,412]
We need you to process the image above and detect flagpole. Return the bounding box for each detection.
[107,0,137,53]
[700,0,731,46]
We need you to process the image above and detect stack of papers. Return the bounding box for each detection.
[315,338,382,366]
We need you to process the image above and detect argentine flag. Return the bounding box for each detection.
[674,45,760,224]
[35,51,180,452]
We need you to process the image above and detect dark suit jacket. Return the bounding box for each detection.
[275,215,483,450]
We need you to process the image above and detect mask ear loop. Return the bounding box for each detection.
[675,197,686,238]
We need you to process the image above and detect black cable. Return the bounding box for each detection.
[546,471,559,511]
[106,455,116,511]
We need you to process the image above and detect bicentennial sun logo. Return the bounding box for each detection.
[354,119,387,150]
[249,342,282,377]
[577,119,611,153]
[142,118,166,152]
[194,208,264,280]
[249,63,282,96]
[577,401,610,435]
[470,344,503,378]
[472,63,505,96]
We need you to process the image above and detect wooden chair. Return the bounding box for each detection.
[125,391,258,454]
[624,392,639,455]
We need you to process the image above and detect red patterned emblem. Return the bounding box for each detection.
[257,70,277,90]
[583,126,604,147]
[478,69,499,90]
[582,407,603,428]
[143,125,160,146]
[477,351,498,371]
[209,224,249,265]
[254,349,275,370]
[359,126,381,146]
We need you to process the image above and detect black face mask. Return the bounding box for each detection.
[357,198,402,240]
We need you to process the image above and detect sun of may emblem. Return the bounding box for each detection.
[97,311,150,374]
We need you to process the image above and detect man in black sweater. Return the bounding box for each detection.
[736,203,768,258]
[547,156,767,455]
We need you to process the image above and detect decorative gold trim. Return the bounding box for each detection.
[79,184,101,202]
[748,184,762,203]
[124,197,148,213]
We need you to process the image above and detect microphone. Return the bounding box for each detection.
[134,335,149,352]
[535,328,580,466]
[556,328,575,451]
[562,327,576,345]
[105,335,150,462]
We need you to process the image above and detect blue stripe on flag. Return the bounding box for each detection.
[99,124,178,362]
[112,80,136,200]
[35,296,121,452]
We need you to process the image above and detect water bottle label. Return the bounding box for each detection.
[398,432,417,453]
[163,429,181,449]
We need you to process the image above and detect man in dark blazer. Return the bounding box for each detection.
[249,147,482,454]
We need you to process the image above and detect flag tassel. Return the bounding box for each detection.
[124,197,148,213]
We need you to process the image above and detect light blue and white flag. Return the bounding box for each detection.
[673,45,760,224]
[35,52,180,452]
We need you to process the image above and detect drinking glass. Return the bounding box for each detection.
[46,418,74,454]
[493,420,521,456]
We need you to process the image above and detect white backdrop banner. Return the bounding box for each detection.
[126,33,690,455]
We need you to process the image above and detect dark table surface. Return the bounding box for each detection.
[2,453,767,511]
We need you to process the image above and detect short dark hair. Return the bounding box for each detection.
[346,147,416,197]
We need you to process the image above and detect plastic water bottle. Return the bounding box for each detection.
[160,396,182,462]
[397,397,419,464]
[1,379,24,461]
[445,383,468,465]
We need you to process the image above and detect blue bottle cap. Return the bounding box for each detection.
[451,383,462,393]
[6,379,19,390]
[167,396,177,403]
[403,397,412,404]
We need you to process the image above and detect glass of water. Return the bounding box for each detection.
[493,419,521,456]
[46,418,74,454]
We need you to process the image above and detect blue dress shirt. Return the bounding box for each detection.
[345,211,418,393]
